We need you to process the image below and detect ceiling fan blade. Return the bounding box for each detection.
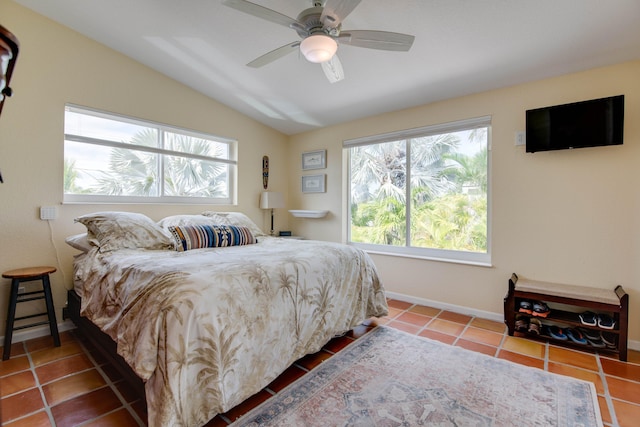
[338,30,415,51]
[247,41,300,68]
[321,0,362,28]
[321,54,344,83]
[222,0,298,29]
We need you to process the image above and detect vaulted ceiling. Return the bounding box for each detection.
[14,0,640,135]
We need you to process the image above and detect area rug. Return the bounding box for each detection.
[231,326,602,427]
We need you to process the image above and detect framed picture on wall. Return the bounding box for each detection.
[301,149,326,170]
[302,174,325,193]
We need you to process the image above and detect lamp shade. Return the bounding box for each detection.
[300,34,337,63]
[260,191,284,209]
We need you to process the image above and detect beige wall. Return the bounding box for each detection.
[288,61,640,342]
[0,2,288,332]
[3,1,640,346]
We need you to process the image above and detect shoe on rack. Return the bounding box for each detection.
[601,332,617,348]
[597,313,616,330]
[566,328,588,345]
[549,326,568,340]
[528,318,542,335]
[515,314,530,332]
[578,328,601,341]
[578,311,597,326]
[519,300,533,314]
[532,301,551,318]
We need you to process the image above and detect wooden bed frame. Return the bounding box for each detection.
[67,289,146,399]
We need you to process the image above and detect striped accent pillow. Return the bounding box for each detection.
[168,225,256,252]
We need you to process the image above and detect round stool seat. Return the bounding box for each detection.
[3,266,56,279]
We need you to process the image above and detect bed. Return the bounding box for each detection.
[66,211,388,427]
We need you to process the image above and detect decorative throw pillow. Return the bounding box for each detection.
[168,224,256,252]
[75,211,173,252]
[200,211,266,237]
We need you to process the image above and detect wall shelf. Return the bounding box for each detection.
[288,210,329,218]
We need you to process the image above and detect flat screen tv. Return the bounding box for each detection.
[526,95,624,153]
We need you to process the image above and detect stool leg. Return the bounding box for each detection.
[3,279,20,360]
[42,275,60,347]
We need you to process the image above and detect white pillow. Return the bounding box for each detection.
[157,214,220,230]
[65,233,94,252]
[200,211,266,237]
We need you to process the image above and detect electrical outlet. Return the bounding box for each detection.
[515,131,526,146]
[40,206,58,220]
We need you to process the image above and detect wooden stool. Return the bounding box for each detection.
[3,266,60,360]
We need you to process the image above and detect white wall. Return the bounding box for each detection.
[0,2,288,333]
[288,60,640,342]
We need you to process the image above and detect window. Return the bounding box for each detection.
[345,116,491,265]
[63,105,236,204]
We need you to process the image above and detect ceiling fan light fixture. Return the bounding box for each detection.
[300,34,337,63]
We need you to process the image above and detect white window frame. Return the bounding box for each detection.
[63,105,237,204]
[344,116,492,266]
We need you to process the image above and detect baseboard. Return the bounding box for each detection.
[1,320,75,345]
[386,290,640,352]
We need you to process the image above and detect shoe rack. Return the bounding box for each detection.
[504,273,629,361]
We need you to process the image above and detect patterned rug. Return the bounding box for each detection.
[231,326,602,427]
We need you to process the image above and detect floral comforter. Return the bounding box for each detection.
[74,237,388,427]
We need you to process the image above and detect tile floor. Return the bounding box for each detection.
[2,298,640,426]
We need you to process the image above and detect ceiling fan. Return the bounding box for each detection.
[222,0,415,83]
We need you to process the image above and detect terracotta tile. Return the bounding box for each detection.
[455,339,497,356]
[386,320,421,335]
[425,318,465,336]
[383,306,402,320]
[461,326,503,347]
[221,389,273,423]
[296,350,333,370]
[497,349,544,369]
[418,329,456,345]
[408,305,441,317]
[0,387,45,424]
[547,362,604,394]
[323,335,355,353]
[597,395,612,425]
[601,358,640,382]
[35,353,94,385]
[0,342,26,360]
[267,365,307,392]
[1,370,36,398]
[612,398,640,427]
[30,342,83,367]
[386,299,412,310]
[82,407,140,426]
[396,311,431,327]
[25,331,75,353]
[626,349,640,365]
[548,346,599,371]
[2,410,52,427]
[470,317,506,333]
[437,310,472,325]
[50,386,122,427]
[606,376,640,405]
[0,355,30,377]
[42,369,107,406]
[501,336,546,359]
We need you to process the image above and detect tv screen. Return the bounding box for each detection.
[526,95,624,153]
